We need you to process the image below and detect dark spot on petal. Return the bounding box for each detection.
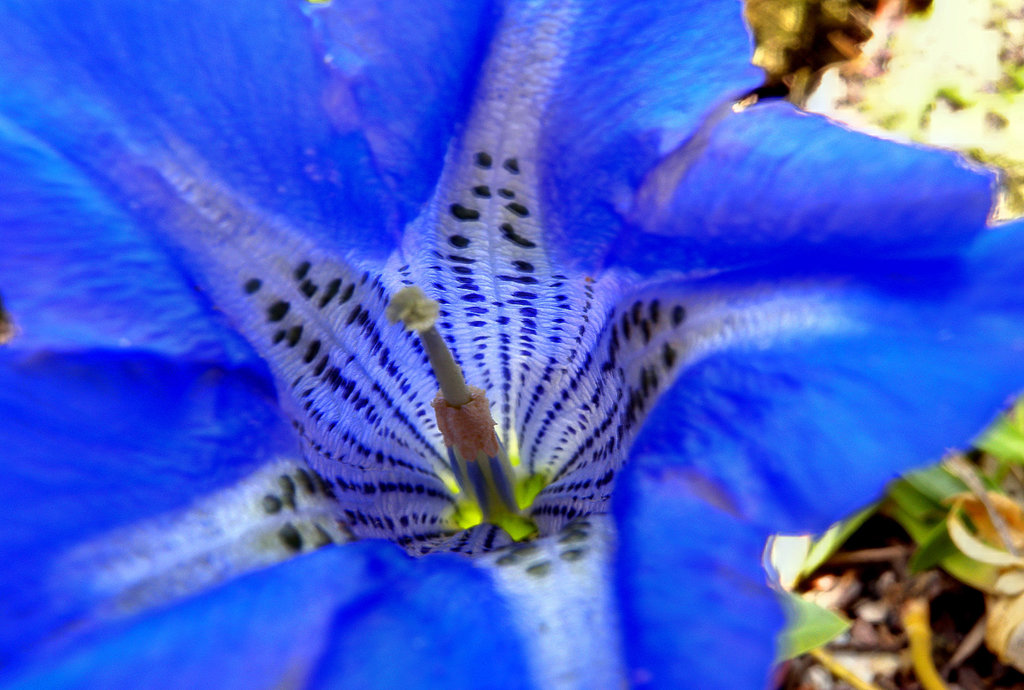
[503,158,520,174]
[294,261,311,280]
[304,340,321,364]
[500,223,536,248]
[278,523,303,552]
[449,235,470,248]
[278,475,297,509]
[558,529,588,544]
[338,284,355,304]
[506,202,529,217]
[295,469,315,494]
[672,305,686,326]
[498,188,515,199]
[286,325,303,347]
[472,185,491,198]
[512,260,534,273]
[525,561,551,577]
[498,274,538,285]
[267,301,290,322]
[313,355,329,377]
[649,300,661,324]
[319,279,341,307]
[345,306,361,326]
[662,343,678,369]
[451,204,480,221]
[475,151,492,168]
[262,494,282,514]
[243,278,262,294]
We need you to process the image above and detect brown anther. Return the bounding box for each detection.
[432,386,500,461]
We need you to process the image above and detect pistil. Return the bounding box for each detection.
[387,287,530,536]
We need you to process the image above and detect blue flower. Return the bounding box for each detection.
[1,1,1023,688]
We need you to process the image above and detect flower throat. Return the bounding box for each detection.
[387,286,540,541]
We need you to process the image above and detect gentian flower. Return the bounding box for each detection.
[2,1,1023,688]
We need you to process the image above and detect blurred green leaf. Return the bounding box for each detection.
[887,479,944,523]
[801,505,875,579]
[777,591,851,661]
[978,416,1024,464]
[889,487,1000,591]
[902,465,968,504]
[908,516,958,574]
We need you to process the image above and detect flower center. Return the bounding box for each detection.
[387,286,539,541]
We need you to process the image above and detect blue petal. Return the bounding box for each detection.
[614,457,782,689]
[0,350,287,665]
[536,0,763,270]
[0,0,494,264]
[5,543,530,690]
[621,101,995,273]
[630,220,1024,534]
[0,121,254,359]
[3,547,383,689]
[306,0,497,224]
[310,550,531,690]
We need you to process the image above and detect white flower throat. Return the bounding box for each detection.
[223,158,693,555]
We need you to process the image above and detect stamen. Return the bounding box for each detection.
[388,287,535,539]
[386,286,470,406]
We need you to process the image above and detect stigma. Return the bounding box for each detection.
[387,287,535,540]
